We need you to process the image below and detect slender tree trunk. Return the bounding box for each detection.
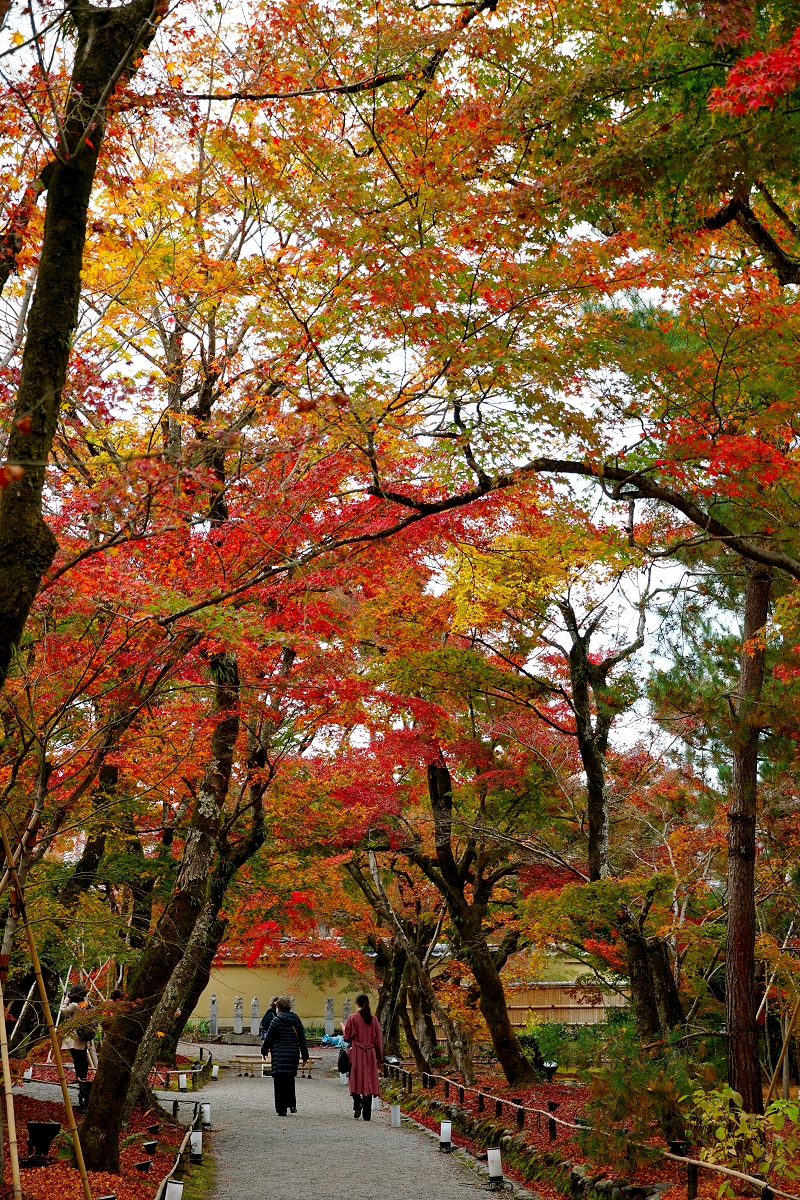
[363,852,475,1082]
[400,974,431,1073]
[407,970,437,1061]
[0,0,162,685]
[373,937,406,1058]
[727,567,770,1114]
[155,915,227,1068]
[568,640,611,882]
[425,761,536,1085]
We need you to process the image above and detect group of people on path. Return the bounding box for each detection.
[261,992,383,1120]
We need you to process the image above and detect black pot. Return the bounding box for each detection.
[26,1120,61,1157]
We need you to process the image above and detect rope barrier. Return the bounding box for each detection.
[387,1066,800,1200]
[154,1104,202,1200]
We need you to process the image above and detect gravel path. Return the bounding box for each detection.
[184,1044,486,1200]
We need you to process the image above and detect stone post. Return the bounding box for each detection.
[342,997,351,1024]
[234,994,243,1035]
[209,993,218,1036]
[324,997,334,1037]
[250,996,260,1037]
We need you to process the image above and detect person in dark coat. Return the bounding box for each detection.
[262,996,309,1115]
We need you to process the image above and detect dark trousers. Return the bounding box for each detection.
[69,1048,89,1080]
[353,1093,373,1121]
[273,1072,296,1114]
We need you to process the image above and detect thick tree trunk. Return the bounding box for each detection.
[618,901,683,1040]
[80,655,239,1170]
[0,0,162,685]
[648,938,684,1032]
[455,921,539,1083]
[122,900,222,1122]
[727,567,770,1114]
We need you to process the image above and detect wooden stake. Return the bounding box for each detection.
[0,815,93,1200]
[0,971,23,1199]
[766,990,800,1107]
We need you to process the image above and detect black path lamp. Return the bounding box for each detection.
[667,1137,697,1200]
[543,1061,558,1083]
[547,1099,559,1142]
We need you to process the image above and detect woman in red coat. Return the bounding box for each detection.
[343,993,383,1120]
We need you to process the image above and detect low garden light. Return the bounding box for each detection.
[178,1072,187,1092]
[439,1120,452,1153]
[542,1061,558,1083]
[165,1181,184,1200]
[200,1102,211,1127]
[190,1129,203,1164]
[391,1104,401,1128]
[487,1147,504,1189]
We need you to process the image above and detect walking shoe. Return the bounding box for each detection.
[290,1107,297,1113]
[353,1109,361,1118]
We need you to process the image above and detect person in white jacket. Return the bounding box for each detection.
[60,984,95,1080]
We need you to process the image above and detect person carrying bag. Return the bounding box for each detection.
[343,993,383,1121]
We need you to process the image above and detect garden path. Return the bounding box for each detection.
[176,1042,488,1200]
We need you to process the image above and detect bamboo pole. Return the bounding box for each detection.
[766,989,800,1106]
[0,972,23,1199]
[0,815,93,1200]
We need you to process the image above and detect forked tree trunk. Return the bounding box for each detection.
[80,655,239,1170]
[727,567,771,1113]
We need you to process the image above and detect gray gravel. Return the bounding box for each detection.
[183,1043,486,1200]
